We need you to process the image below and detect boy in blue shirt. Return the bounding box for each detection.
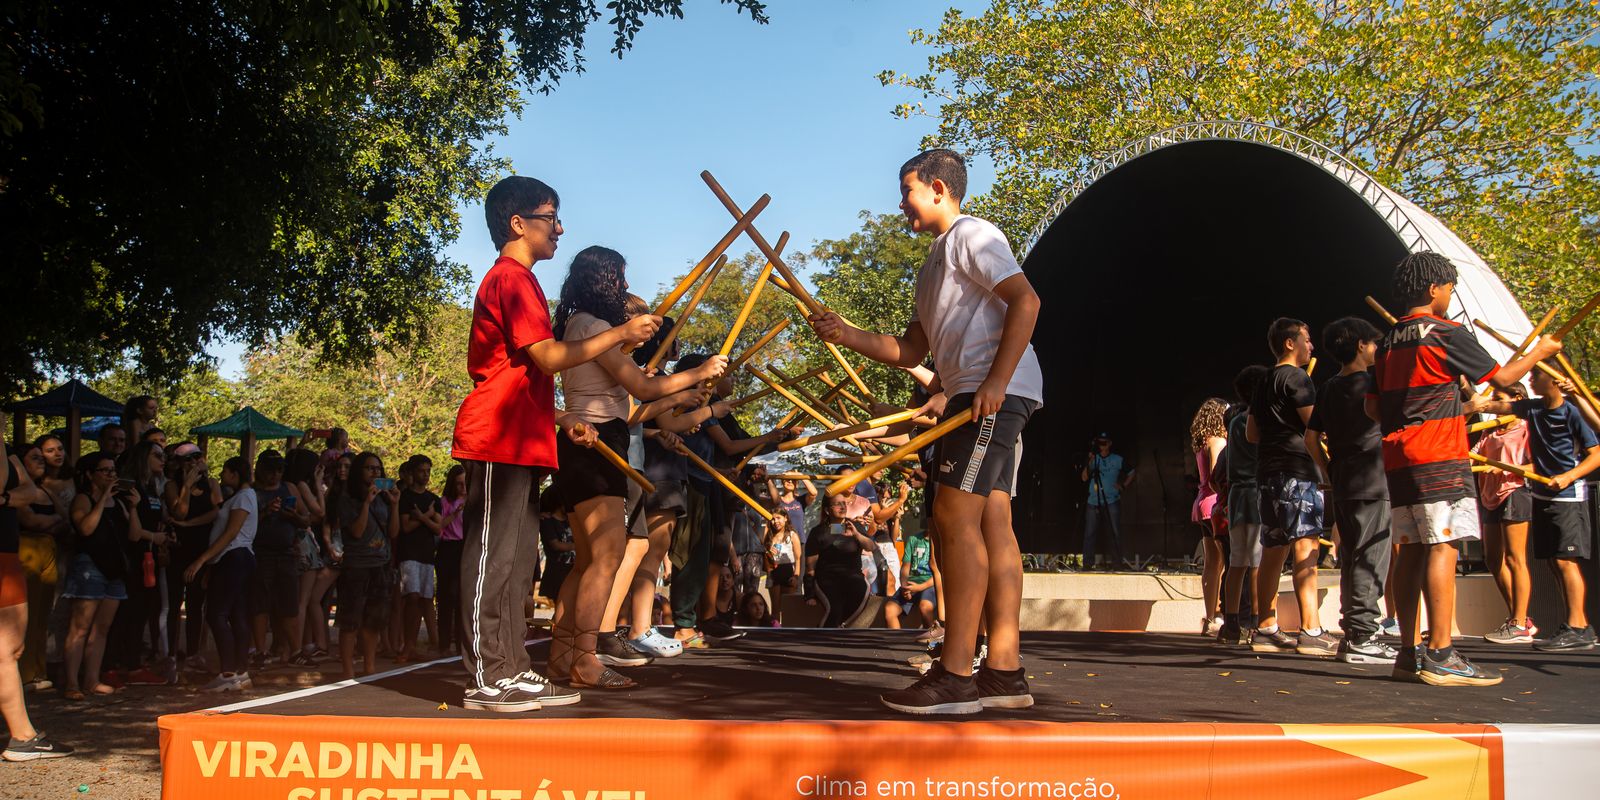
[1482,368,1600,650]
[1080,434,1133,570]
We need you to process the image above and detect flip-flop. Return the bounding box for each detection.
[569,666,636,690]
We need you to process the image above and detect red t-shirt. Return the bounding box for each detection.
[1369,313,1500,506]
[451,257,558,469]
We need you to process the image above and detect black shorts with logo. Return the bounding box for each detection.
[554,418,630,511]
[1480,487,1533,525]
[1531,499,1591,560]
[930,393,1038,498]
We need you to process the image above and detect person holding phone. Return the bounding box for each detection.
[332,452,399,680]
[63,453,147,699]
[804,494,876,628]
[185,457,256,692]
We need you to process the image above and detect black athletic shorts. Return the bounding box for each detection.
[249,554,300,620]
[930,393,1037,497]
[554,418,630,511]
[1531,499,1591,560]
[1480,487,1533,525]
[646,479,688,515]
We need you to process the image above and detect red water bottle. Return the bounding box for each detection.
[142,548,157,588]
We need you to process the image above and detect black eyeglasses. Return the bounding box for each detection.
[519,212,561,227]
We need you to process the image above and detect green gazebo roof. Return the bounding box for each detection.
[3,379,125,417]
[189,406,303,440]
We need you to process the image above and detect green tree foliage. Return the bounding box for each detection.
[238,302,473,470]
[883,0,1600,370]
[0,0,767,396]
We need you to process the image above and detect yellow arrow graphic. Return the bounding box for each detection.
[1279,725,1494,800]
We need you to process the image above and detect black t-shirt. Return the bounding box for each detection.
[79,498,131,580]
[397,489,440,564]
[805,519,869,580]
[1251,364,1318,482]
[1307,370,1388,501]
[540,516,574,567]
[1225,409,1258,488]
[252,482,298,556]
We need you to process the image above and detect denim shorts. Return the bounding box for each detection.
[60,553,128,601]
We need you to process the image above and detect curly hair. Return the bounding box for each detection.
[1189,397,1229,452]
[553,245,630,339]
[1392,251,1457,310]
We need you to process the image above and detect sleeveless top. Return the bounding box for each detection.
[770,535,795,566]
[1191,449,1219,523]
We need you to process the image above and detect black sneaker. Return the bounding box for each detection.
[287,651,320,668]
[1533,624,1597,652]
[1250,628,1297,653]
[462,677,542,712]
[3,732,74,762]
[880,663,982,715]
[1391,644,1425,682]
[700,618,746,641]
[974,666,1033,709]
[510,669,581,706]
[596,632,653,667]
[1215,619,1241,647]
[1418,648,1502,687]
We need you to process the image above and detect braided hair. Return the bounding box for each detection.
[553,245,630,340]
[1392,251,1457,310]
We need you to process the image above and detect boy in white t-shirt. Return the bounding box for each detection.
[811,148,1043,714]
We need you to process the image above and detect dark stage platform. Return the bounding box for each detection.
[217,629,1600,724]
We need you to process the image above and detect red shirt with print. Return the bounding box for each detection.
[451,257,558,469]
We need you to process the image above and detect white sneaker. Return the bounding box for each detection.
[631,629,684,658]
[232,671,252,690]
[201,672,248,693]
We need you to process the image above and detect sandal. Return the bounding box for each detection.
[62,689,86,702]
[568,664,637,690]
[90,683,119,696]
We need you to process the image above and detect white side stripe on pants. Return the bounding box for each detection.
[959,413,997,494]
[468,462,493,689]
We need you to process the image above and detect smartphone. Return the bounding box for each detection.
[374,478,396,491]
[282,496,297,510]
[116,478,136,493]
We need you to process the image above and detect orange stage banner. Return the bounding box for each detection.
[159,714,1504,800]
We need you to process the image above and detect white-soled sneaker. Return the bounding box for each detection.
[463,677,542,712]
[510,670,581,706]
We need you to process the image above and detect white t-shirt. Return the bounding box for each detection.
[208,487,258,563]
[909,215,1044,404]
[560,312,631,424]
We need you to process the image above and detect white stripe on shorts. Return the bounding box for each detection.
[959,413,998,494]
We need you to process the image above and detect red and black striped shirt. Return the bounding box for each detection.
[1369,314,1500,506]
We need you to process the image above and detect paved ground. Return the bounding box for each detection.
[7,628,1598,798]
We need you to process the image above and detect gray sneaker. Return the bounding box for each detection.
[1485,619,1537,645]
[1338,633,1398,664]
[1251,628,1297,653]
[1533,624,1597,652]
[1296,629,1340,657]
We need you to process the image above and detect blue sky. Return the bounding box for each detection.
[211,0,990,375]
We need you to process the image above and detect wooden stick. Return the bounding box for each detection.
[1472,319,1566,381]
[1468,452,1554,486]
[1365,296,1398,325]
[786,296,875,399]
[728,319,791,374]
[772,473,838,481]
[821,455,920,465]
[644,255,729,374]
[779,408,919,452]
[676,445,773,520]
[1467,415,1517,434]
[701,171,826,317]
[1471,464,1494,473]
[726,365,832,409]
[1306,357,1317,377]
[826,412,973,497]
[1513,306,1562,360]
[1554,352,1600,413]
[768,364,845,424]
[816,373,875,416]
[718,231,790,357]
[655,195,770,319]
[747,365,836,428]
[1551,290,1600,340]
[572,424,656,494]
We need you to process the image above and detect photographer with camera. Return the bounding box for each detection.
[1080,433,1134,570]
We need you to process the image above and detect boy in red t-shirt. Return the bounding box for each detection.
[1368,252,1559,686]
[451,176,659,712]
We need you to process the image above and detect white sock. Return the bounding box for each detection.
[1305,627,1323,637]
[1258,624,1279,634]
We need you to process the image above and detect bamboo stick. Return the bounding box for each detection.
[725,365,832,409]
[768,364,845,424]
[677,445,773,520]
[779,408,919,452]
[1468,452,1554,486]
[1551,290,1600,340]
[718,231,789,357]
[785,296,875,399]
[1306,357,1316,377]
[826,412,974,497]
[816,373,875,416]
[701,171,825,317]
[1554,352,1600,413]
[727,319,791,374]
[654,195,770,318]
[747,365,835,428]
[572,424,655,494]
[821,455,920,466]
[644,255,729,374]
[1471,319,1566,381]
[1467,415,1517,434]
[1365,296,1398,325]
[1513,306,1563,359]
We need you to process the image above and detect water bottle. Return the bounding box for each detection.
[142,547,157,589]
